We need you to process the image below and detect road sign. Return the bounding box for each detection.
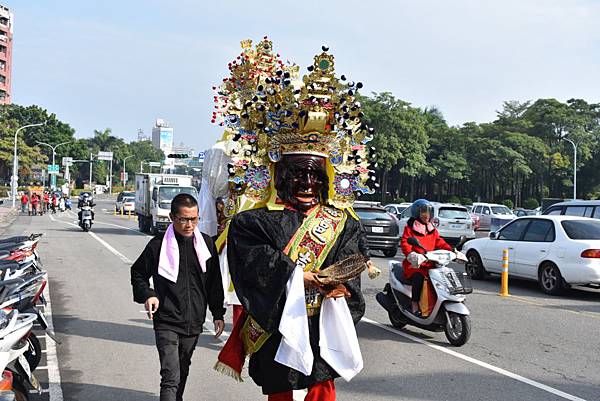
[198,151,205,162]
[62,157,73,166]
[120,172,129,182]
[97,151,113,161]
[47,164,60,175]
[148,162,161,167]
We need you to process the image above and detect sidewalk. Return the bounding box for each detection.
[0,200,19,236]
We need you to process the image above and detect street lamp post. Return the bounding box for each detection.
[89,153,98,191]
[121,155,134,188]
[12,121,46,207]
[563,136,579,200]
[36,141,71,190]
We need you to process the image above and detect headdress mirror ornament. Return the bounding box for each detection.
[212,38,377,210]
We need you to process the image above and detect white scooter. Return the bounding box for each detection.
[376,237,473,346]
[0,308,41,398]
[79,204,94,232]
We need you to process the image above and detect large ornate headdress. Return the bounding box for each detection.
[212,37,377,211]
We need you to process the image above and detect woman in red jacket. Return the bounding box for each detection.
[400,199,452,316]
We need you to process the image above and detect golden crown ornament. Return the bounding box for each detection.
[212,38,378,210]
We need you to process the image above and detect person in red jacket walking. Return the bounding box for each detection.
[400,199,452,316]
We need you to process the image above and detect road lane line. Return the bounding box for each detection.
[43,275,64,401]
[361,317,587,401]
[49,214,133,264]
[87,231,133,263]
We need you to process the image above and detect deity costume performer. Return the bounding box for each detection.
[212,38,379,401]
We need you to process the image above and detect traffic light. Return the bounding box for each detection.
[167,154,189,159]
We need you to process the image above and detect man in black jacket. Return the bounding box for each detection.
[131,193,225,401]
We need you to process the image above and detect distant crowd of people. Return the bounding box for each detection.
[19,191,71,216]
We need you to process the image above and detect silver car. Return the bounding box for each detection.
[471,203,516,231]
[397,202,476,243]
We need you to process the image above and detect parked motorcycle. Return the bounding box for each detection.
[0,309,42,400]
[376,236,473,346]
[0,232,59,393]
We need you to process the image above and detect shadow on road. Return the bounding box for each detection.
[339,372,598,401]
[52,314,225,351]
[61,381,157,401]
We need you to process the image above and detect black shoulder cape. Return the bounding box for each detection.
[227,207,365,394]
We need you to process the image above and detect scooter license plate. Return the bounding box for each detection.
[372,226,384,233]
[18,354,31,379]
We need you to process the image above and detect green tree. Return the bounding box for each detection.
[360,92,431,202]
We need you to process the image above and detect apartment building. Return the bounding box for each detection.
[0,4,13,104]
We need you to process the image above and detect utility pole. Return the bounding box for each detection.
[89,153,94,190]
[122,155,134,188]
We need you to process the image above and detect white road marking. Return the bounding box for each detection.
[361,317,587,401]
[49,214,133,264]
[87,231,133,263]
[43,276,64,401]
[29,389,50,394]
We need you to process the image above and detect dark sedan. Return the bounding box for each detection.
[355,206,400,257]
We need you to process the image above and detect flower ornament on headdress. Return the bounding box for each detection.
[212,37,378,211]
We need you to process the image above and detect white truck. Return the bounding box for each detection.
[135,173,198,234]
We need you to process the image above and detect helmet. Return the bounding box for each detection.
[410,199,433,220]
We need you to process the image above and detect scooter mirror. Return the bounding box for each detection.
[455,235,468,251]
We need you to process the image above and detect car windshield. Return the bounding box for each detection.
[355,209,393,221]
[122,192,135,198]
[491,206,513,215]
[561,220,600,240]
[438,207,470,219]
[123,197,135,203]
[158,187,198,209]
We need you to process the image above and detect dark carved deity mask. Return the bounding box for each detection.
[274,154,329,212]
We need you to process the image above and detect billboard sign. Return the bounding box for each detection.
[97,151,113,161]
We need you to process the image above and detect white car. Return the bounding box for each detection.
[471,202,516,230]
[121,196,135,214]
[397,202,476,244]
[463,215,600,294]
[115,191,136,213]
[384,202,413,218]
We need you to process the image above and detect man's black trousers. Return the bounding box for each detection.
[155,329,199,401]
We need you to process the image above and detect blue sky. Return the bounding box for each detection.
[6,0,600,153]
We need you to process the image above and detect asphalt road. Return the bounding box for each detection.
[3,198,599,401]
